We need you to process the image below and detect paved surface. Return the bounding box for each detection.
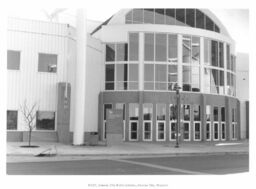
[7,140,249,158]
[6,154,249,175]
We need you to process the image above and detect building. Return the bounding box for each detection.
[7,9,245,144]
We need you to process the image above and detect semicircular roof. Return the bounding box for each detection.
[91,9,230,37]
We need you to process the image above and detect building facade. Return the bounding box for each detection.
[7,9,242,144]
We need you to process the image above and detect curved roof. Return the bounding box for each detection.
[91,9,230,37]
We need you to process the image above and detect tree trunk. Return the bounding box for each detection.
[28,129,32,146]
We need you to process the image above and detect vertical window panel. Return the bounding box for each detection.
[196,9,205,29]
[155,33,167,62]
[186,9,195,27]
[206,16,214,31]
[7,50,20,70]
[144,33,154,61]
[166,9,176,25]
[183,36,191,63]
[7,110,18,130]
[176,9,186,26]
[143,104,153,120]
[213,107,218,121]
[219,42,224,68]
[192,36,200,64]
[129,103,139,120]
[143,9,154,24]
[116,43,128,61]
[129,33,139,61]
[168,34,178,63]
[157,104,166,120]
[133,9,143,23]
[155,9,165,24]
[155,64,167,90]
[194,105,200,121]
[106,44,115,62]
[183,105,190,121]
[125,10,133,24]
[211,40,218,67]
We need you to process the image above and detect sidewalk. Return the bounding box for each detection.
[7,140,249,158]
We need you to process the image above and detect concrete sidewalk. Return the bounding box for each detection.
[7,140,249,157]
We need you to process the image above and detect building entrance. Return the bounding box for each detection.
[106,109,123,145]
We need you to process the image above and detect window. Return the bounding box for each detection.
[213,107,218,121]
[170,122,176,140]
[221,123,226,140]
[232,108,236,122]
[192,37,200,65]
[191,66,200,92]
[226,44,231,70]
[166,9,176,25]
[116,64,128,90]
[36,111,55,130]
[204,38,210,65]
[211,69,219,94]
[231,123,236,140]
[7,50,20,70]
[168,34,178,63]
[133,9,143,23]
[128,64,139,90]
[144,64,154,90]
[38,53,57,73]
[103,104,112,139]
[157,104,166,141]
[183,36,191,63]
[144,9,154,24]
[219,42,224,68]
[116,43,128,61]
[221,107,225,122]
[196,9,205,29]
[183,105,190,121]
[183,122,190,140]
[129,103,139,140]
[211,40,218,67]
[193,105,200,121]
[219,70,225,94]
[183,65,191,91]
[155,64,167,90]
[7,110,18,130]
[206,105,211,121]
[204,68,211,93]
[129,33,139,61]
[176,9,185,26]
[206,16,214,31]
[155,33,167,62]
[170,104,177,121]
[106,44,115,62]
[125,10,132,24]
[194,122,201,141]
[155,9,165,24]
[168,65,178,90]
[206,122,211,141]
[214,123,219,140]
[186,9,195,27]
[144,33,154,61]
[116,103,126,140]
[143,104,153,141]
[105,64,115,90]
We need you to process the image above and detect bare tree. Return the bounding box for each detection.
[20,100,38,147]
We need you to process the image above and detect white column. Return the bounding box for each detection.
[177,34,183,87]
[73,9,87,145]
[224,43,227,95]
[139,32,144,91]
[200,37,204,93]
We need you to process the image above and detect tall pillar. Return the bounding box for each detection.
[200,37,204,93]
[73,9,87,145]
[177,34,183,88]
[139,32,144,91]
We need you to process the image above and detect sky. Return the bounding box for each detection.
[7,8,249,53]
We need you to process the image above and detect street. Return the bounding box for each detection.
[6,153,248,175]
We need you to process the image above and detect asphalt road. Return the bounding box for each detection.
[6,154,249,175]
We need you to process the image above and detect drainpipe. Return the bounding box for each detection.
[73,9,87,145]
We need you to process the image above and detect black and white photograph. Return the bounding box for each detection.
[1,0,255,188]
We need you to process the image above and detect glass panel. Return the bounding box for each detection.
[214,107,218,121]
[144,122,151,139]
[204,38,210,65]
[36,111,55,130]
[204,68,211,93]
[7,50,20,70]
[157,122,165,139]
[219,42,224,68]
[183,122,190,140]
[219,70,224,94]
[116,103,125,120]
[206,105,211,121]
[176,9,186,26]
[215,24,220,33]
[168,34,178,63]
[206,16,214,31]
[106,44,115,62]
[129,33,139,61]
[171,122,176,139]
[192,37,200,64]
[221,123,225,139]
[7,110,18,130]
[125,10,132,24]
[206,123,210,140]
[214,123,219,139]
[170,105,177,121]
[133,9,143,23]
[168,65,178,91]
[221,107,225,122]
[191,66,200,92]
[211,40,218,67]
[143,103,153,120]
[104,104,112,120]
[144,64,154,81]
[226,44,231,70]
[196,9,205,29]
[183,65,191,91]
[116,43,128,61]
[232,108,236,122]
[211,69,219,94]
[155,64,167,90]
[129,103,139,120]
[155,33,167,61]
[116,64,128,90]
[105,64,114,82]
[144,33,154,61]
[194,105,200,121]
[38,53,57,73]
[183,105,190,120]
[129,64,138,81]
[166,9,176,25]
[143,9,154,24]
[155,9,165,24]
[186,9,195,27]
[157,104,166,120]
[195,123,201,140]
[183,36,191,63]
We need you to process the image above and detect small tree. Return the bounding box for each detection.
[20,100,38,147]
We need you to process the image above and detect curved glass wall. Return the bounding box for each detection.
[104,32,236,97]
[125,9,220,33]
